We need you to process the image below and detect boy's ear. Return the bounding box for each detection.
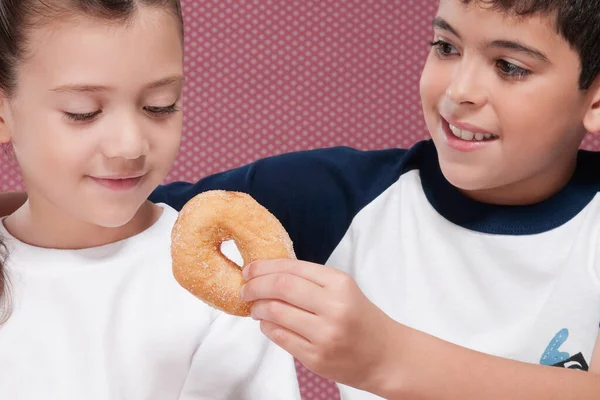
[0,95,13,144]
[583,77,600,134]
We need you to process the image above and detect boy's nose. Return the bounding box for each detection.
[445,62,488,107]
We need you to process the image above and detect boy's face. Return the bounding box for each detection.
[0,6,183,228]
[420,0,599,204]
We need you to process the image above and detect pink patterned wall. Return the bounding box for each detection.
[2,1,600,399]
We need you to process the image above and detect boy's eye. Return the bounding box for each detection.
[495,59,531,80]
[430,40,458,57]
[144,104,181,117]
[63,110,102,122]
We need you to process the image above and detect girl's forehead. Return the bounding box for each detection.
[20,6,182,60]
[16,8,183,93]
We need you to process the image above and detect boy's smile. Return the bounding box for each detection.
[441,116,498,152]
[420,0,600,205]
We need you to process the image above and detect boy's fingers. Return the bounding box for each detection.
[259,319,313,359]
[243,258,339,287]
[241,272,324,314]
[251,299,320,341]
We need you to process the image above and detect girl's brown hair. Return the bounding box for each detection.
[0,0,183,323]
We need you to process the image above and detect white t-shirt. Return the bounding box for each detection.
[150,140,600,400]
[0,204,300,400]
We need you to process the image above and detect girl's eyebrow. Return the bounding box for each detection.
[50,74,185,93]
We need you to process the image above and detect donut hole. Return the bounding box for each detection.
[220,239,244,267]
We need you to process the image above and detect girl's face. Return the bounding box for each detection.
[0,6,183,229]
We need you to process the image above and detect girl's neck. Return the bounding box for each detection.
[3,198,162,250]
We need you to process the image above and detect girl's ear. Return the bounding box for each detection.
[0,96,13,144]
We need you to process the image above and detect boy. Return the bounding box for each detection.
[3,0,600,398]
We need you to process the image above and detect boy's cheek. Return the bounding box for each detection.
[419,62,448,110]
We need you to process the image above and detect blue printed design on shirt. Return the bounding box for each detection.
[540,328,570,366]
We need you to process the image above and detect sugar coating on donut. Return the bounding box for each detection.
[170,190,296,316]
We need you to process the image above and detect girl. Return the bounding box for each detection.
[0,1,300,399]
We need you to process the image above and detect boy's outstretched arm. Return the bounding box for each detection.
[241,259,600,400]
[0,192,26,217]
[393,329,600,400]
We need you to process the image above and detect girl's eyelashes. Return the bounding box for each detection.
[63,103,181,123]
[63,110,102,122]
[143,103,181,117]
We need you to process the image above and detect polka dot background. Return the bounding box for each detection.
[2,0,600,192]
[2,1,600,398]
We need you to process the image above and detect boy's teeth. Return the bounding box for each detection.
[448,123,495,141]
[461,130,474,140]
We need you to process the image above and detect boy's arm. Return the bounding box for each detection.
[381,325,600,400]
[178,313,301,400]
[0,192,26,217]
[242,260,600,400]
[155,146,600,399]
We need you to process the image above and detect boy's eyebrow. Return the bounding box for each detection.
[50,75,185,93]
[486,40,549,62]
[432,17,549,62]
[432,17,461,38]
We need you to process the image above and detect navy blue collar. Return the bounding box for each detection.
[418,140,600,235]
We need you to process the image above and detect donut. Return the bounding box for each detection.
[170,190,296,316]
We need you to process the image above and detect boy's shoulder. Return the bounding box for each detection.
[152,141,600,213]
[151,140,433,211]
[150,141,433,263]
[241,142,424,202]
[151,142,600,262]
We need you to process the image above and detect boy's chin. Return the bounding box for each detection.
[438,162,499,194]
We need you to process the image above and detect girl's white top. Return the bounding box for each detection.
[0,203,300,400]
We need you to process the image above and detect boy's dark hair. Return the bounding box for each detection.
[462,0,600,90]
[0,0,183,323]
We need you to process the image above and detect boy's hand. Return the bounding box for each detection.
[240,259,403,394]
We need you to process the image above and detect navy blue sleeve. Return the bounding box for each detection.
[150,146,414,264]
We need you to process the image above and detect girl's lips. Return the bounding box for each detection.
[89,175,144,191]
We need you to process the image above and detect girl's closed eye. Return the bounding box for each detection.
[144,103,181,118]
[63,110,102,122]
[62,103,181,123]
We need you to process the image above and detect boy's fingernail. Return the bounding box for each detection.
[242,264,250,279]
[240,284,246,299]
